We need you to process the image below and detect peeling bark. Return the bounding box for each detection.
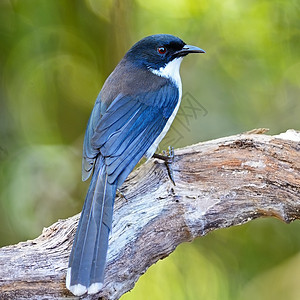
[0,130,300,299]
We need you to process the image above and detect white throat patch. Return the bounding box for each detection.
[149,57,183,88]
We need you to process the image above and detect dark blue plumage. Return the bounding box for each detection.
[66,34,205,296]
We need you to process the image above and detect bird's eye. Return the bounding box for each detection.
[157,47,167,54]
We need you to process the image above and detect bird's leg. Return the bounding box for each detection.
[152,146,176,185]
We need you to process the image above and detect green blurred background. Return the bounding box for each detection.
[0,0,299,299]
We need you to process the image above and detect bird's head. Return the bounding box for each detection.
[124,34,205,71]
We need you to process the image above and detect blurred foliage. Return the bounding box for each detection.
[0,0,299,299]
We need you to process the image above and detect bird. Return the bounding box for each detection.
[66,34,205,296]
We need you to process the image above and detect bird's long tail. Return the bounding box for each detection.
[66,156,117,296]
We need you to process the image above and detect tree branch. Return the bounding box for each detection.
[1,130,300,299]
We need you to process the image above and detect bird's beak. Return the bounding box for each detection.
[174,45,205,57]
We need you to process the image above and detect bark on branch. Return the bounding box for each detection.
[1,130,300,300]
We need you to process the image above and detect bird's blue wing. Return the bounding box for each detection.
[84,82,179,187]
[82,92,104,181]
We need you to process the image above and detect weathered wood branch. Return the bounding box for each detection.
[0,130,300,300]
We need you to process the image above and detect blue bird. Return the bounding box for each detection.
[66,34,205,296]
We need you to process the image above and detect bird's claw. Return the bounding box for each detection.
[116,189,128,201]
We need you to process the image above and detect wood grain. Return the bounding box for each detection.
[0,130,299,299]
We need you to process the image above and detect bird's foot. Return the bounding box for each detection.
[152,146,176,185]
